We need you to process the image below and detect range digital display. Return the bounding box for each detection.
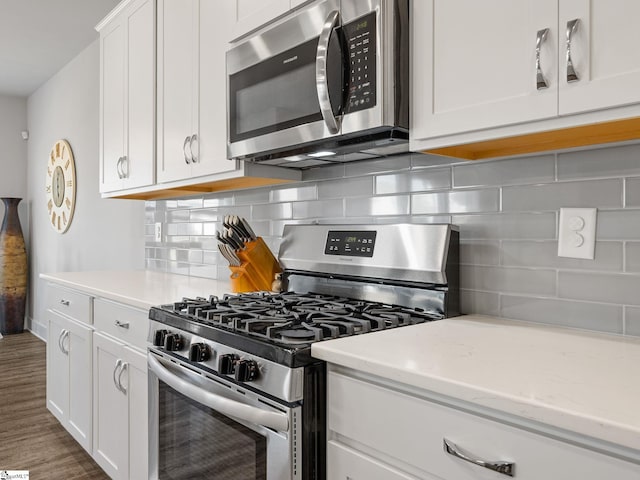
[324,230,377,257]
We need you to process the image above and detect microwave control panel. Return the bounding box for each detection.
[325,230,377,257]
[344,12,376,113]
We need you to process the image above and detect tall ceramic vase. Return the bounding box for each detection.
[0,198,27,335]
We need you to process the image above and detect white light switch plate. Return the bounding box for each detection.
[558,208,597,259]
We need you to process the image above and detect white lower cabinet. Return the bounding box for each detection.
[327,368,640,480]
[45,282,148,480]
[46,309,93,452]
[93,332,148,480]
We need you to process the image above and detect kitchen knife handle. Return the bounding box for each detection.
[443,438,515,477]
[535,28,550,90]
[183,135,192,164]
[316,10,341,135]
[566,19,580,83]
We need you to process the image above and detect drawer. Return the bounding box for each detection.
[46,283,92,325]
[328,372,640,480]
[328,440,425,480]
[94,298,148,350]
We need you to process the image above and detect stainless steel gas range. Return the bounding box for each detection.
[147,223,459,480]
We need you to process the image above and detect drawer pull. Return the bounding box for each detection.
[443,438,515,477]
[59,299,70,306]
[115,320,130,329]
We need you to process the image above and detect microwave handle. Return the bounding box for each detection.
[148,353,290,433]
[316,9,341,135]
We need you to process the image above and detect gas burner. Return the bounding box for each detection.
[157,291,443,347]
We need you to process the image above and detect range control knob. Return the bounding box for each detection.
[153,329,169,347]
[163,333,184,351]
[189,343,210,362]
[235,359,259,382]
[218,354,236,374]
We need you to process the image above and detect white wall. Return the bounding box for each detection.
[26,40,145,339]
[0,95,28,226]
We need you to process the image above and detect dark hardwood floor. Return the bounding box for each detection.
[0,332,109,479]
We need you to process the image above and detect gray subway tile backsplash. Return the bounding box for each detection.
[557,143,640,180]
[375,168,451,194]
[501,240,623,271]
[146,144,640,337]
[412,188,499,215]
[500,295,623,334]
[453,155,555,188]
[502,179,623,212]
[460,265,556,296]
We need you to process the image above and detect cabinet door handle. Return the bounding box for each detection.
[57,329,68,354]
[115,320,130,329]
[61,330,71,355]
[183,136,192,164]
[566,18,580,83]
[113,358,124,393]
[443,438,515,477]
[59,299,70,306]
[535,28,550,90]
[117,362,128,395]
[121,155,129,178]
[116,156,124,179]
[189,134,198,163]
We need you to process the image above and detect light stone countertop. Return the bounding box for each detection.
[40,270,232,310]
[312,314,640,455]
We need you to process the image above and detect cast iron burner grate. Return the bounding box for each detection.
[163,291,442,345]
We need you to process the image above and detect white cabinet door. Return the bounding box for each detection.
[47,312,69,422]
[412,0,557,141]
[93,333,148,480]
[192,0,237,178]
[559,0,640,115]
[46,310,93,452]
[93,332,128,480]
[124,0,155,189]
[122,346,148,480]
[156,0,198,183]
[158,0,238,182]
[100,18,126,193]
[231,0,290,40]
[99,0,155,193]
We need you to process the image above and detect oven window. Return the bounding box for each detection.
[158,381,267,480]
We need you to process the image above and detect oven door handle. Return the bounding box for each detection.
[148,353,290,433]
[316,9,341,135]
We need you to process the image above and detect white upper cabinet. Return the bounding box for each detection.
[157,0,236,183]
[411,0,640,156]
[558,0,640,115]
[412,0,557,140]
[230,0,291,41]
[98,0,155,193]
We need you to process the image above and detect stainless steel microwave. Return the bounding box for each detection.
[226,0,409,168]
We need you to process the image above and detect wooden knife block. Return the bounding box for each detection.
[229,237,282,293]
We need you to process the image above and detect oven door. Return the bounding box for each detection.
[148,351,301,480]
[227,0,347,160]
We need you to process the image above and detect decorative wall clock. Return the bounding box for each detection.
[45,139,77,233]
